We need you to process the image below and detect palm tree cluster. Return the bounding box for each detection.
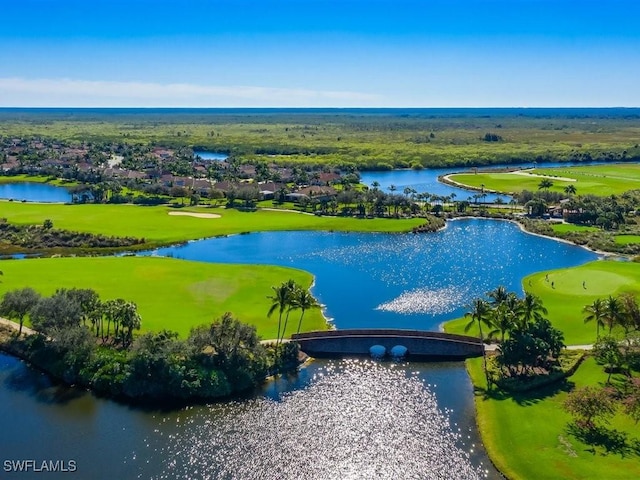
[0,287,141,348]
[583,293,640,339]
[465,286,564,379]
[267,280,320,348]
[464,286,549,343]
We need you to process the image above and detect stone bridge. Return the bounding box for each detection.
[291,329,483,360]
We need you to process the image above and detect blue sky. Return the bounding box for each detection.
[1,0,639,107]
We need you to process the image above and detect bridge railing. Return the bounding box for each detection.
[291,329,482,345]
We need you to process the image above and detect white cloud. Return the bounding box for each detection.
[0,77,383,107]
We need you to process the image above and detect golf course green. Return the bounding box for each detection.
[444,259,640,345]
[0,256,327,338]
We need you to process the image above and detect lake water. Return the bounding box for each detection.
[194,150,229,161]
[0,182,71,203]
[0,206,600,478]
[147,219,599,330]
[0,353,498,479]
[360,159,635,204]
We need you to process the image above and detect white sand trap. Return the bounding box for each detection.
[168,211,221,219]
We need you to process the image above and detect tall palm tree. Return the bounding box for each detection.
[519,292,548,330]
[487,286,509,306]
[292,288,320,334]
[465,299,493,383]
[564,184,577,196]
[604,295,624,334]
[267,282,292,345]
[583,298,606,339]
[277,280,298,346]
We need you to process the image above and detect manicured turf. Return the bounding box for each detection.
[449,163,640,197]
[468,356,640,480]
[444,260,640,345]
[614,234,640,245]
[0,202,424,245]
[551,223,599,234]
[0,256,327,338]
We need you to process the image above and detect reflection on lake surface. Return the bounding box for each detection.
[148,219,599,330]
[0,182,71,203]
[0,353,499,479]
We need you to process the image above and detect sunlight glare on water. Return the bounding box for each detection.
[375,286,467,315]
[145,360,485,480]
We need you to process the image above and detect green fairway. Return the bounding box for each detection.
[449,163,640,197]
[444,260,640,345]
[551,223,599,234]
[0,202,424,245]
[468,356,640,480]
[0,256,327,338]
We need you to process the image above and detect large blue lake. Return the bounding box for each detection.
[147,219,599,330]
[0,182,71,203]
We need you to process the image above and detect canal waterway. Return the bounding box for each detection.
[0,182,71,203]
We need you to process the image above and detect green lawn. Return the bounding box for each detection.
[468,356,640,480]
[0,256,327,338]
[444,260,640,345]
[614,234,640,245]
[0,202,424,245]
[551,223,600,234]
[449,163,640,197]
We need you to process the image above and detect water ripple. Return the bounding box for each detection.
[145,360,485,480]
[376,286,467,315]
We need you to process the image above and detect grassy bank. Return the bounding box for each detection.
[0,256,327,338]
[0,202,424,245]
[449,163,640,197]
[444,260,640,345]
[468,356,640,479]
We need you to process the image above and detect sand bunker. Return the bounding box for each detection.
[168,211,221,219]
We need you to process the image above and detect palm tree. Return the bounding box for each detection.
[604,295,624,334]
[538,178,554,191]
[465,298,493,383]
[519,292,548,330]
[487,286,509,306]
[292,288,320,334]
[564,184,577,196]
[583,298,606,339]
[267,282,292,345]
[277,280,298,346]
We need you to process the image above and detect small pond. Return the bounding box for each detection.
[193,150,229,161]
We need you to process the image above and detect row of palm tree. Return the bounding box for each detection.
[583,293,640,338]
[267,280,320,349]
